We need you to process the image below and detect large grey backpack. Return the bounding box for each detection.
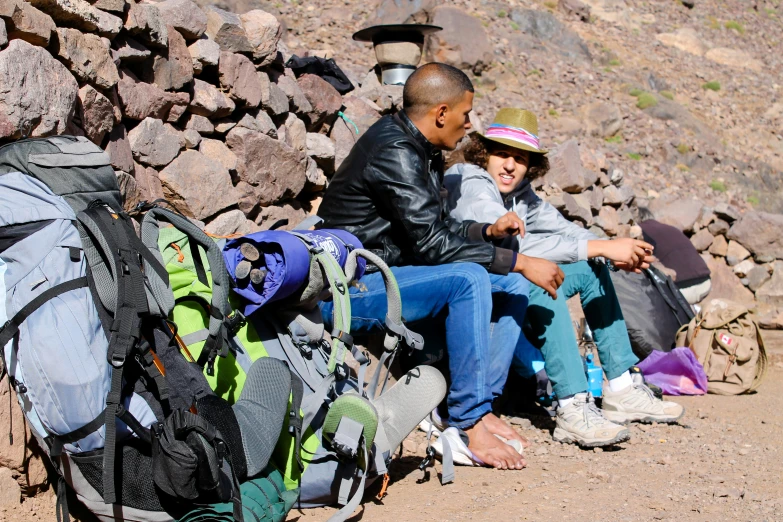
[0,137,250,522]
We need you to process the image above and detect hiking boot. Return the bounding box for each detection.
[552,393,630,447]
[601,383,685,424]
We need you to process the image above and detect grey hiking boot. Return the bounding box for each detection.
[601,383,685,424]
[553,393,631,447]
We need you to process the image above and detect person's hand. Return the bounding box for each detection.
[486,212,525,240]
[600,238,654,273]
[513,255,564,299]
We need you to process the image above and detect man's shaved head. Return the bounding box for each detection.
[403,62,474,119]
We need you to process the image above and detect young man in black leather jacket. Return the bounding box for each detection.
[318,63,564,469]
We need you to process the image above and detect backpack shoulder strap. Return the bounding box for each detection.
[343,249,423,400]
[141,206,233,375]
[750,321,768,393]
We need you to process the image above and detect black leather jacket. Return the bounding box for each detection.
[317,111,514,274]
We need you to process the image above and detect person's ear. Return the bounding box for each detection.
[435,104,448,127]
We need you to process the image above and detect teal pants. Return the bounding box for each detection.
[516,261,639,399]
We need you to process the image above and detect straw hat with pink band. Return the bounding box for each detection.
[478,108,549,155]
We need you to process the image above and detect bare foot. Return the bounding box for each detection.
[482,412,531,449]
[464,417,526,470]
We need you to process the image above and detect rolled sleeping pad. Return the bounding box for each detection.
[223,229,366,316]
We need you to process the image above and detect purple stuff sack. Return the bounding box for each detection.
[637,347,708,396]
[223,229,365,316]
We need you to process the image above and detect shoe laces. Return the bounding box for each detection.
[573,394,608,428]
[629,383,658,406]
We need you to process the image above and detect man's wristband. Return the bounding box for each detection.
[481,224,491,241]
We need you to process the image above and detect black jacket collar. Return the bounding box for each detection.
[396,110,437,157]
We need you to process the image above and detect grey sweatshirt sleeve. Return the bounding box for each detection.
[522,196,600,262]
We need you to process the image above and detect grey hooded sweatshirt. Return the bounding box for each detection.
[444,163,599,264]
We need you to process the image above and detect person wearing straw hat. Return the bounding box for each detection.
[445,108,686,448]
[318,64,573,470]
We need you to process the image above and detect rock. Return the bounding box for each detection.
[650,198,701,232]
[166,103,187,123]
[125,1,167,47]
[297,73,343,131]
[596,206,619,236]
[732,259,756,279]
[616,205,633,225]
[690,229,714,252]
[630,225,643,239]
[128,117,183,167]
[117,170,142,212]
[583,101,622,138]
[588,186,604,211]
[265,82,289,116]
[146,25,193,90]
[159,150,235,219]
[372,0,435,23]
[116,68,188,121]
[106,123,134,172]
[681,0,695,7]
[239,9,280,65]
[189,78,235,118]
[219,51,263,108]
[304,157,326,190]
[708,219,729,236]
[279,112,306,152]
[246,109,279,136]
[701,255,756,307]
[747,265,772,293]
[53,27,118,89]
[254,200,307,231]
[727,211,783,261]
[199,138,237,172]
[205,6,251,53]
[709,234,728,257]
[509,8,591,63]
[558,0,590,21]
[111,35,151,62]
[306,132,335,173]
[426,5,492,72]
[0,0,55,46]
[705,48,763,73]
[183,128,200,148]
[77,84,114,144]
[133,161,164,202]
[756,262,783,307]
[276,73,312,114]
[0,379,36,478]
[543,139,592,193]
[0,39,78,139]
[602,184,635,208]
[655,28,708,56]
[92,0,125,14]
[562,192,591,225]
[28,0,122,37]
[759,309,783,330]
[205,209,257,236]
[155,0,206,40]
[213,119,235,133]
[226,127,307,213]
[331,95,381,170]
[713,202,740,222]
[0,18,6,47]
[726,240,751,267]
[188,36,220,74]
[184,113,214,134]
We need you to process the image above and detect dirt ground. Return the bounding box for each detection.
[3,333,782,522]
[296,331,783,522]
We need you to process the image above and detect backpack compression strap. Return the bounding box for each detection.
[289,233,352,375]
[343,249,423,400]
[141,207,233,375]
[77,203,167,505]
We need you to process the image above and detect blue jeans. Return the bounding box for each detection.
[520,261,639,399]
[320,263,532,429]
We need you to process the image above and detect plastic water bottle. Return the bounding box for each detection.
[584,351,603,398]
[579,320,604,398]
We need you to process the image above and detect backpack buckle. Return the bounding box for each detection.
[224,310,246,335]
